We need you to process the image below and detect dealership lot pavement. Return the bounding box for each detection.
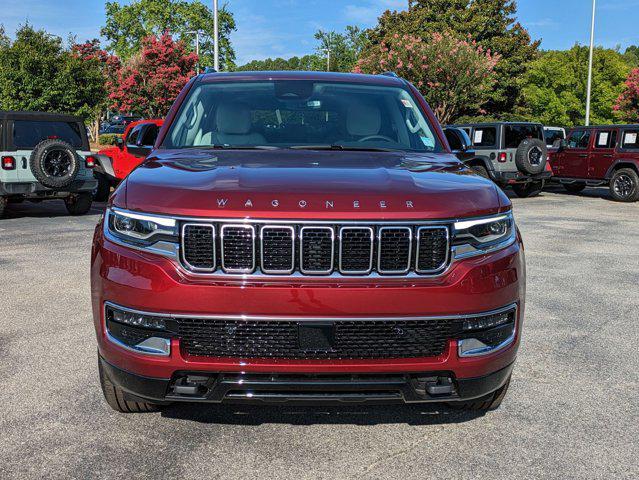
[0,186,637,480]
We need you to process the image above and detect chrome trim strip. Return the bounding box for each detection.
[454,214,510,231]
[300,226,335,275]
[104,300,518,323]
[458,304,519,358]
[221,224,256,273]
[103,303,170,357]
[415,226,450,274]
[181,223,216,273]
[260,225,296,275]
[338,226,374,275]
[377,226,412,274]
[110,206,510,226]
[451,230,517,260]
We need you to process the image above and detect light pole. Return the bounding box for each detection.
[186,30,202,74]
[213,0,219,71]
[323,48,331,72]
[585,0,596,126]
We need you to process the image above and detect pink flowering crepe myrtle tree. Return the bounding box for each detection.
[614,68,639,123]
[354,32,499,125]
[108,33,198,119]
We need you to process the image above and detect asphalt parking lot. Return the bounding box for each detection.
[0,186,637,480]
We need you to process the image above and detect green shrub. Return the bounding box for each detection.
[98,134,122,146]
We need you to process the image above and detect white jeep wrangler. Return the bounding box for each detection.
[0,111,97,218]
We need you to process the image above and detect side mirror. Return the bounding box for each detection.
[443,127,472,153]
[116,137,124,150]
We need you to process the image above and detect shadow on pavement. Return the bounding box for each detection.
[0,200,106,219]
[159,402,486,426]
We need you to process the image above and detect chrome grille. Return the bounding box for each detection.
[180,221,450,277]
[221,225,255,273]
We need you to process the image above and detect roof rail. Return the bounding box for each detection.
[380,71,399,78]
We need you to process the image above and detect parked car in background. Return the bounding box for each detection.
[99,124,126,135]
[92,71,524,414]
[543,126,566,148]
[110,114,143,126]
[450,122,551,198]
[549,124,639,202]
[0,111,97,218]
[93,119,163,201]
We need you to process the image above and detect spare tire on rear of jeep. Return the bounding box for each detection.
[29,139,80,189]
[515,138,547,175]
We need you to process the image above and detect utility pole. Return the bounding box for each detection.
[323,48,331,72]
[213,0,219,71]
[585,0,596,126]
[186,30,201,74]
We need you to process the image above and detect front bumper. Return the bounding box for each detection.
[100,355,515,405]
[0,179,97,195]
[92,223,525,404]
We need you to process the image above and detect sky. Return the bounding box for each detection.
[1,0,638,65]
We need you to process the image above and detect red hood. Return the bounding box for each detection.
[118,149,508,219]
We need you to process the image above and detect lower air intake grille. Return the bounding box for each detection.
[177,317,464,359]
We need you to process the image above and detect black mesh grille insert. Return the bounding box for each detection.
[340,227,373,273]
[301,227,334,273]
[221,226,255,272]
[261,227,294,273]
[177,317,464,359]
[378,227,411,273]
[417,227,449,272]
[182,225,215,270]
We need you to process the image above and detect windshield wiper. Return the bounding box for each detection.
[288,144,396,152]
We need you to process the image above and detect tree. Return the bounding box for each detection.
[108,33,197,118]
[614,68,639,123]
[624,46,639,68]
[0,25,106,122]
[236,55,322,72]
[355,33,499,124]
[518,46,630,126]
[314,26,369,72]
[364,0,539,117]
[102,0,236,70]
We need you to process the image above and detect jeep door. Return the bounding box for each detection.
[588,129,618,179]
[560,129,592,178]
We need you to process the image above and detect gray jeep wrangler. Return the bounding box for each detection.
[0,111,97,218]
[448,122,551,198]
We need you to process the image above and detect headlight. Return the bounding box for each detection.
[106,208,178,246]
[452,212,516,259]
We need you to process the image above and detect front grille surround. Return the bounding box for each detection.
[181,224,216,272]
[180,220,452,278]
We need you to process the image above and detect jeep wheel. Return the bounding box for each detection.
[512,180,544,198]
[99,359,161,413]
[0,196,7,218]
[563,182,586,194]
[29,139,80,189]
[448,375,511,411]
[471,165,490,179]
[515,138,547,175]
[610,168,639,202]
[93,173,111,202]
[64,192,93,215]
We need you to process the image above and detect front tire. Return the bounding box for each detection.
[512,180,544,198]
[448,375,511,411]
[64,192,93,215]
[99,359,161,413]
[610,168,639,202]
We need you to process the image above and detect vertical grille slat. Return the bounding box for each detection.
[300,227,334,274]
[261,226,295,274]
[182,224,216,271]
[378,227,412,274]
[416,227,449,273]
[339,227,374,274]
[181,221,450,277]
[221,225,256,273]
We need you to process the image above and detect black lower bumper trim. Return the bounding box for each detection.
[99,356,514,406]
[492,171,552,184]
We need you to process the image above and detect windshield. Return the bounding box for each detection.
[163,80,441,152]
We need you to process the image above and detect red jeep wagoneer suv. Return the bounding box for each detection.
[91,71,525,413]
